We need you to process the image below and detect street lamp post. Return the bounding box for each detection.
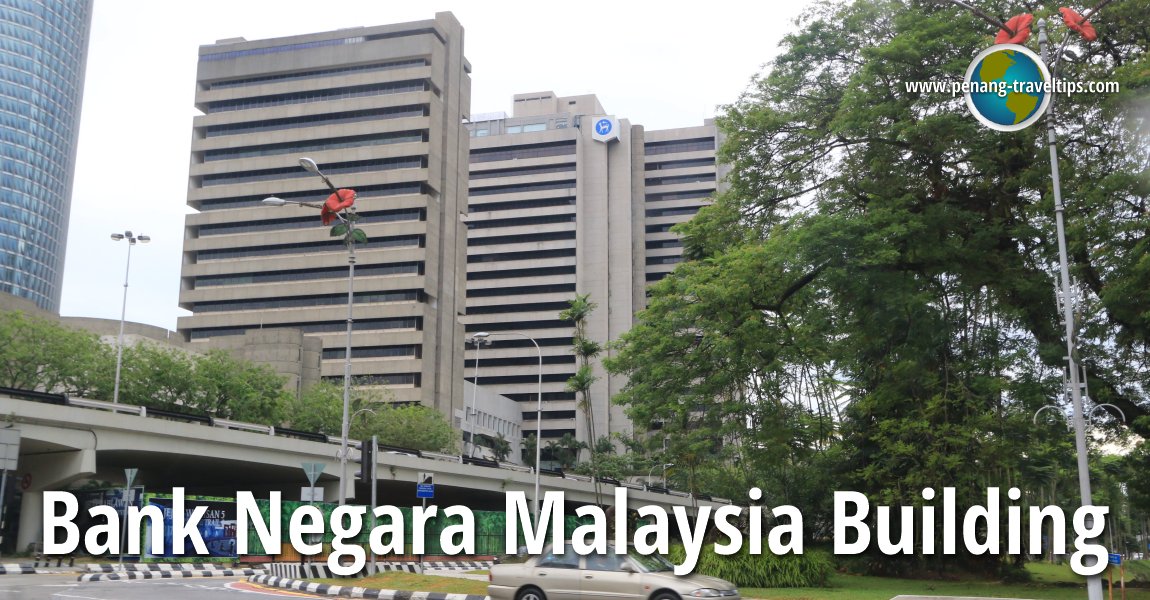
[110,231,150,404]
[1036,20,1104,600]
[264,157,361,505]
[464,332,491,460]
[476,331,543,521]
[647,463,673,490]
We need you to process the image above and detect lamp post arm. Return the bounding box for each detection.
[318,173,338,194]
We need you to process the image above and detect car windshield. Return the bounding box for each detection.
[628,551,676,573]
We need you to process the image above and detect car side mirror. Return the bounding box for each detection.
[620,562,636,574]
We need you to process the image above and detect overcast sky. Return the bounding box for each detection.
[58,0,813,331]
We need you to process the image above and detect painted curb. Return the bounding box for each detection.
[0,565,71,575]
[81,569,263,581]
[85,563,246,572]
[248,574,489,600]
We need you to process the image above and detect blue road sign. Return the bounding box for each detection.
[416,483,434,499]
[1109,553,1122,565]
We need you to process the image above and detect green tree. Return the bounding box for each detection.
[191,350,290,423]
[609,0,1150,574]
[292,381,457,453]
[0,311,112,397]
[489,433,513,462]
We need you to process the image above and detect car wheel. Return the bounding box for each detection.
[516,586,546,600]
[651,592,680,600]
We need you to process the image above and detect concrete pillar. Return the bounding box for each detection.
[16,449,96,550]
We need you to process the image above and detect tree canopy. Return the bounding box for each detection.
[607,0,1149,570]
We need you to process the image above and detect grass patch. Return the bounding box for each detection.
[309,571,489,595]
[464,569,489,575]
[306,562,1150,600]
[742,572,1150,600]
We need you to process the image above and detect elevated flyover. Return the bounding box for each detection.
[0,388,731,551]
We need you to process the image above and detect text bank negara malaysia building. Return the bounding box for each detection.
[176,14,471,418]
[463,92,722,447]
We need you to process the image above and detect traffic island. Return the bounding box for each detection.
[248,574,489,600]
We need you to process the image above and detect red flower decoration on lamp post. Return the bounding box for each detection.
[1059,7,1098,42]
[321,188,357,225]
[995,13,1034,44]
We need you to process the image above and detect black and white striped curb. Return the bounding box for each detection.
[0,564,72,575]
[248,574,489,600]
[265,562,493,579]
[422,561,493,571]
[80,569,263,581]
[85,563,243,572]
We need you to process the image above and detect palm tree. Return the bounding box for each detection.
[491,433,513,462]
[560,294,603,504]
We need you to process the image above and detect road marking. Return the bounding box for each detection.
[227,580,322,597]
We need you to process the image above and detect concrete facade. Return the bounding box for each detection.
[463,92,719,447]
[176,14,471,419]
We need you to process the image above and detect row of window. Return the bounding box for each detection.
[645,239,683,250]
[205,80,428,114]
[468,300,574,315]
[645,174,715,186]
[467,282,576,298]
[465,213,574,230]
[202,106,427,139]
[196,235,423,261]
[196,182,427,211]
[194,261,423,288]
[208,59,429,90]
[468,247,575,264]
[188,290,424,313]
[646,206,704,219]
[323,344,420,360]
[187,317,420,339]
[644,157,715,171]
[467,196,575,214]
[201,155,425,187]
[203,130,426,162]
[197,208,424,236]
[504,391,575,403]
[323,373,420,387]
[644,138,715,156]
[465,354,575,368]
[470,141,575,163]
[469,179,575,197]
[467,265,576,281]
[467,229,575,247]
[470,163,575,180]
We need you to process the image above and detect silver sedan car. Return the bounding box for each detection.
[488,545,740,600]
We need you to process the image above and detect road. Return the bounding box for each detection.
[0,574,323,599]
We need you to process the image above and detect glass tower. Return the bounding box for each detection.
[0,0,93,312]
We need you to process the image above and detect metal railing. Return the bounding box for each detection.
[0,386,731,504]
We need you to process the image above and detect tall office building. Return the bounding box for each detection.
[464,92,719,448]
[0,0,93,312]
[177,13,471,415]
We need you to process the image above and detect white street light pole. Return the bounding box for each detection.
[479,331,543,521]
[647,463,673,489]
[110,231,150,404]
[1038,20,1103,600]
[264,156,357,505]
[464,332,491,460]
